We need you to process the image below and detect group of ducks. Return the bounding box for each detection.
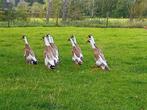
[22,34,110,71]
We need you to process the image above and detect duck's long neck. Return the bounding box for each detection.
[48,35,54,43]
[73,36,77,44]
[70,39,76,47]
[24,37,29,45]
[90,36,95,44]
[90,40,96,49]
[44,37,50,46]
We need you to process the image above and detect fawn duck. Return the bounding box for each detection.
[43,36,56,69]
[46,34,59,64]
[69,36,83,65]
[87,35,110,70]
[22,35,37,64]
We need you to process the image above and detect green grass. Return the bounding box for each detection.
[0,27,147,110]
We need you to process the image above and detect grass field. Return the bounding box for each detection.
[0,27,147,110]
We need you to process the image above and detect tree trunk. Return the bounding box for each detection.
[129,14,134,22]
[129,5,135,22]
[7,19,10,27]
[62,0,68,21]
[6,3,11,27]
[46,0,52,23]
[129,7,133,22]
[106,12,109,28]
[56,11,59,26]
[91,0,95,18]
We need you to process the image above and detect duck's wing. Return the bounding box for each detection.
[44,47,56,65]
[73,46,81,58]
[76,45,83,57]
[51,44,59,59]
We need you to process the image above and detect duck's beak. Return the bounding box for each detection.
[22,35,25,39]
[87,39,90,43]
[68,38,71,41]
[42,36,45,40]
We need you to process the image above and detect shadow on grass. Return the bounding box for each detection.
[131,65,147,74]
[129,80,147,85]
[28,102,68,110]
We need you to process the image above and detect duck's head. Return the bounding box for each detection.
[87,35,92,43]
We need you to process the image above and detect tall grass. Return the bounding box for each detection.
[0,18,147,28]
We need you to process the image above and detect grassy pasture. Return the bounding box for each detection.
[0,27,147,110]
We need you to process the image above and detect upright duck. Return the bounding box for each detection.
[87,35,110,70]
[69,35,83,65]
[22,35,37,64]
[43,36,56,69]
[47,34,59,65]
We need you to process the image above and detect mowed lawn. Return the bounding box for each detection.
[0,27,147,110]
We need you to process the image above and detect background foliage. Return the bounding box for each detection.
[0,0,147,27]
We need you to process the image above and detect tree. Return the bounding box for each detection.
[62,0,68,21]
[25,0,45,5]
[68,0,83,20]
[1,0,17,27]
[46,0,52,23]
[31,2,44,18]
[98,0,117,27]
[127,0,147,21]
[15,1,29,21]
[91,0,95,18]
[0,0,3,21]
[52,0,62,25]
[0,0,3,8]
[113,0,129,18]
[135,0,147,19]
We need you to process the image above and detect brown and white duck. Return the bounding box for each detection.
[22,35,37,64]
[87,35,110,70]
[69,35,83,65]
[43,36,56,69]
[46,34,59,65]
